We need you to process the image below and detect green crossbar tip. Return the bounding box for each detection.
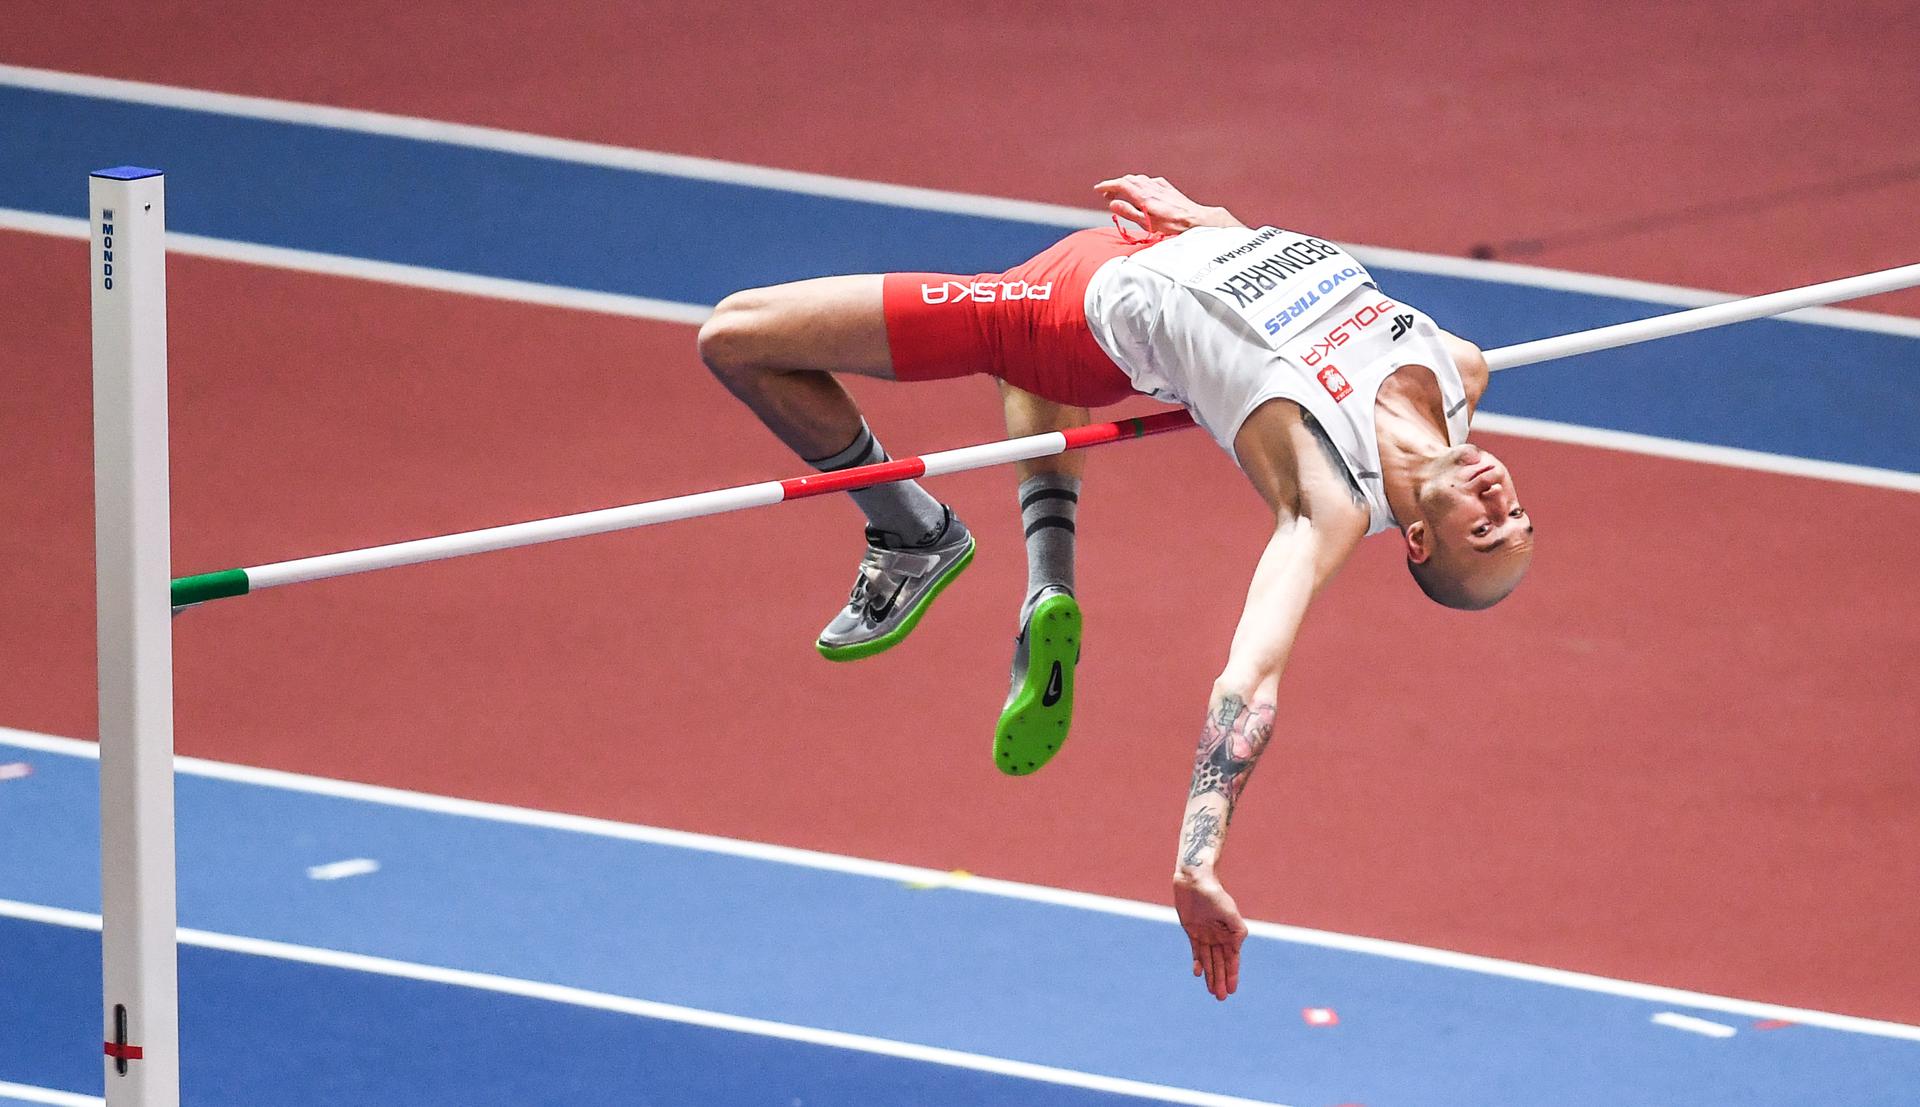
[170,569,250,607]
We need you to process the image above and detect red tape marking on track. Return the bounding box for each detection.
[104,1042,144,1061]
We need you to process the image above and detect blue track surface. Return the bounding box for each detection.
[4,82,1917,473]
[2,739,1916,1106]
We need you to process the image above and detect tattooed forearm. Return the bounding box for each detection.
[1187,694,1277,814]
[1179,808,1224,869]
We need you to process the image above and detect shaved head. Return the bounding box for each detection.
[1402,443,1534,610]
[1407,542,1532,610]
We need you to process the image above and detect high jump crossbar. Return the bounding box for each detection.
[167,257,1920,609]
[89,166,1918,1107]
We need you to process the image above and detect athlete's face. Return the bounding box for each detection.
[1405,443,1534,608]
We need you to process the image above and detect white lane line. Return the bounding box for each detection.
[7,726,1920,1045]
[1472,412,1920,493]
[3,61,1917,339]
[306,858,380,881]
[1651,1012,1739,1038]
[0,1081,101,1107]
[3,211,1911,493]
[1347,243,1920,340]
[0,899,1291,1107]
[0,210,710,324]
[0,64,1097,229]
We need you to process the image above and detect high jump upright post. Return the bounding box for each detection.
[91,166,181,1107]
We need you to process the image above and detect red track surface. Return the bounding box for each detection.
[3,231,1916,1021]
[7,2,1920,314]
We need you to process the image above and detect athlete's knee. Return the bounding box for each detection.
[698,289,781,380]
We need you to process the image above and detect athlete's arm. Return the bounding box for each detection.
[1096,175,1247,235]
[1173,413,1366,1000]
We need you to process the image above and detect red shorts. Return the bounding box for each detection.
[882,228,1162,407]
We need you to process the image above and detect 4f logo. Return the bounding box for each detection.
[1317,365,1352,402]
[1389,313,1414,341]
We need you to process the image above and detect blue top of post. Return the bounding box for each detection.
[92,166,163,180]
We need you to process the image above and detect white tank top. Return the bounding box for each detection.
[1084,226,1471,536]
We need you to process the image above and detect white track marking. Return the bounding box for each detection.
[6,726,1919,1044]
[1651,1012,1739,1038]
[1348,243,1920,339]
[306,858,380,881]
[0,899,1290,1107]
[3,211,1911,493]
[0,64,1096,229]
[1472,413,1920,492]
[0,1082,102,1107]
[2,61,1917,338]
[0,210,710,324]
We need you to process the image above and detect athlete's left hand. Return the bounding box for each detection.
[1173,868,1248,1000]
[1095,175,1243,235]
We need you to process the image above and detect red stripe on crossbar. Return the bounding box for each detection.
[1060,410,1195,448]
[779,457,928,500]
[775,412,1196,502]
[104,1041,144,1060]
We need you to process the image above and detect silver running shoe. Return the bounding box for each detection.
[816,515,975,662]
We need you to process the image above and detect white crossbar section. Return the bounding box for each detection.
[1487,262,1920,371]
[918,431,1069,477]
[246,481,784,589]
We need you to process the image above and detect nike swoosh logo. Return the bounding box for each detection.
[867,583,905,622]
[1042,661,1064,707]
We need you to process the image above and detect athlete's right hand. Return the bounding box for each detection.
[1173,867,1248,1000]
[1095,175,1244,235]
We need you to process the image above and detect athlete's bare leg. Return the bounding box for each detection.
[998,382,1090,481]
[698,275,894,460]
[701,273,971,662]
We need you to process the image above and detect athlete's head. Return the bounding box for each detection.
[1402,443,1533,610]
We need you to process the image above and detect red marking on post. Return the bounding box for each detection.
[104,1041,144,1061]
[779,458,927,500]
[1753,1018,1794,1030]
[1302,1006,1339,1026]
[0,761,32,781]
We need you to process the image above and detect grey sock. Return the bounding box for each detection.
[805,421,951,547]
[1018,473,1079,620]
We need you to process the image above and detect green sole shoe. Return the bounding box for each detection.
[994,590,1081,775]
[816,540,975,662]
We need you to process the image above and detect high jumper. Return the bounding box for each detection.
[698,174,1529,1000]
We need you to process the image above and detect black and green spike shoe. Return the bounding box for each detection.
[993,588,1081,775]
